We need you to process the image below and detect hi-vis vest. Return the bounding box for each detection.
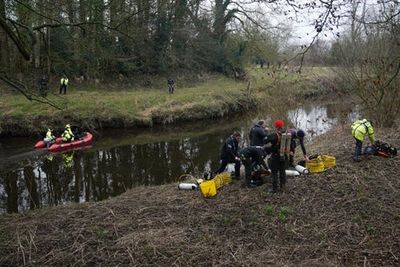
[351,119,375,142]
[61,77,69,85]
[62,128,74,142]
[46,130,55,141]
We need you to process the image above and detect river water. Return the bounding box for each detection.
[0,102,355,214]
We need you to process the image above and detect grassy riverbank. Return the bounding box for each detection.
[0,67,339,136]
[0,126,398,266]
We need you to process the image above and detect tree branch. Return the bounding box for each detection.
[0,16,31,60]
[0,74,64,110]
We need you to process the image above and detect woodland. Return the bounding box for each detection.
[0,0,400,125]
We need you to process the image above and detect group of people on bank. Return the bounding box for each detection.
[215,119,309,193]
[214,117,377,193]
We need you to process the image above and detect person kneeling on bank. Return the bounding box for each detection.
[239,146,269,187]
[215,131,241,179]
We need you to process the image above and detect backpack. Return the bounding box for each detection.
[279,132,291,157]
[374,141,397,157]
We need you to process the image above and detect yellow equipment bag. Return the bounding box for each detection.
[306,156,325,173]
[199,180,217,198]
[321,155,336,168]
[199,172,231,198]
[213,172,232,189]
[306,155,336,173]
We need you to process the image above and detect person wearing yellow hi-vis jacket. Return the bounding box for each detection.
[59,75,69,94]
[351,119,375,161]
[62,124,75,143]
[43,128,56,148]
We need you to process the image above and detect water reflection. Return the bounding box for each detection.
[0,104,351,214]
[288,105,338,140]
[0,133,229,214]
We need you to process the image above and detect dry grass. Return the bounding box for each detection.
[1,127,399,266]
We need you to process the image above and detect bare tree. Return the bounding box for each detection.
[332,0,400,126]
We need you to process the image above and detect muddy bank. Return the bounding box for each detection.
[0,126,398,266]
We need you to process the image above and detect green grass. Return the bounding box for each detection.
[263,206,274,215]
[2,76,243,115]
[95,227,111,239]
[278,207,291,222]
[1,75,247,127]
[0,67,336,135]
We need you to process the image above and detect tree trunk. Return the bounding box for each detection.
[172,0,188,67]
[0,0,10,72]
[213,0,228,42]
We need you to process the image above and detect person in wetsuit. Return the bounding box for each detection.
[215,131,242,179]
[239,146,268,187]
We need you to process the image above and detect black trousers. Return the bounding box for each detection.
[270,154,286,190]
[168,84,174,94]
[60,84,67,94]
[241,158,253,184]
[289,154,294,167]
[354,138,363,159]
[39,86,48,97]
[216,159,240,178]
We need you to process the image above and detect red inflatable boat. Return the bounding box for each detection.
[34,137,62,149]
[34,132,93,152]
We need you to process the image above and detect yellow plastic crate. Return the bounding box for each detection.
[199,180,217,198]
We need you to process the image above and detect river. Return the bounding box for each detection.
[0,101,356,214]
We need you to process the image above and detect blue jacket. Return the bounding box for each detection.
[249,124,267,146]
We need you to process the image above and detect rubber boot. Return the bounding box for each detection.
[269,172,278,193]
[353,139,362,162]
[280,182,286,192]
[289,155,295,168]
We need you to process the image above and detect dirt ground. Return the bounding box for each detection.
[0,126,399,266]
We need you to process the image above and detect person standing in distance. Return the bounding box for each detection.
[167,78,175,94]
[38,75,49,97]
[60,75,69,94]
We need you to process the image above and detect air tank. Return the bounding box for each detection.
[285,170,300,176]
[295,165,309,174]
[178,183,198,190]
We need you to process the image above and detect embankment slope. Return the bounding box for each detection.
[0,126,399,266]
